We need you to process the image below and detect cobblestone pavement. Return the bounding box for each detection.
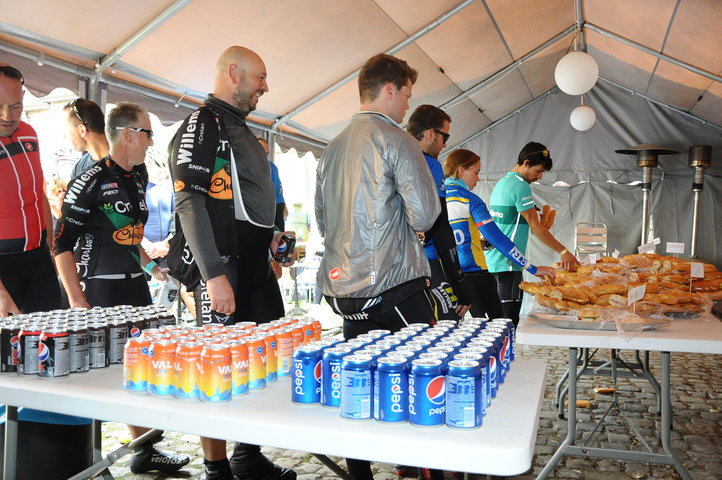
[101,341,722,480]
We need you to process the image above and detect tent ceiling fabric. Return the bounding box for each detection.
[1,0,721,155]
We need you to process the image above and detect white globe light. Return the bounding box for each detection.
[554,51,599,95]
[570,105,596,131]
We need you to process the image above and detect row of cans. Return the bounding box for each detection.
[123,317,322,402]
[0,305,177,378]
[291,318,514,429]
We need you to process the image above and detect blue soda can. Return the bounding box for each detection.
[446,334,470,347]
[366,329,391,339]
[418,351,450,371]
[406,339,432,352]
[467,341,498,399]
[454,351,488,413]
[486,324,511,372]
[481,330,507,383]
[386,350,416,362]
[491,318,515,361]
[372,338,401,350]
[435,320,458,328]
[346,337,371,348]
[408,358,445,427]
[436,340,462,353]
[291,345,323,404]
[374,356,409,423]
[406,323,430,332]
[321,346,352,407]
[340,354,374,420]
[445,359,482,428]
[396,344,423,357]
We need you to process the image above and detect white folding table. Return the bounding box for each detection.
[1,358,546,480]
[517,316,722,480]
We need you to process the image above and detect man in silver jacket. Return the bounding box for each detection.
[316,52,439,333]
[315,50,440,480]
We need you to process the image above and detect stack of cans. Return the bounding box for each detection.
[291,318,515,429]
[0,304,175,379]
[122,316,321,402]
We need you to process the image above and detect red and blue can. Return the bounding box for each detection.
[321,346,352,407]
[340,354,373,420]
[38,327,70,378]
[445,359,482,428]
[373,356,408,423]
[291,345,323,404]
[408,358,445,427]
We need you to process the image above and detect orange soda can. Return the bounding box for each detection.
[174,341,202,399]
[227,340,249,395]
[274,328,294,377]
[147,339,176,396]
[199,344,232,402]
[310,319,322,341]
[289,326,304,349]
[123,337,150,392]
[235,321,257,329]
[262,332,278,383]
[246,335,267,390]
[300,321,314,344]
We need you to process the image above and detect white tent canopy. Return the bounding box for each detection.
[2,0,721,265]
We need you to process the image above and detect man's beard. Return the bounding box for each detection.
[232,86,255,114]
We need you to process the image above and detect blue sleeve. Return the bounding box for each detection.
[479,221,537,274]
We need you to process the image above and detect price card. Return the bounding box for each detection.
[627,284,646,305]
[666,242,685,254]
[690,262,705,278]
[588,253,598,264]
[580,256,590,265]
[653,237,661,245]
[638,241,655,254]
[612,249,620,259]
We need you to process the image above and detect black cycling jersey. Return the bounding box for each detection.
[54,156,148,281]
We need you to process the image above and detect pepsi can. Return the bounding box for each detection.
[455,351,489,413]
[1,322,20,372]
[479,331,506,384]
[374,356,408,423]
[38,327,70,378]
[418,351,450,371]
[88,321,109,369]
[67,322,89,373]
[108,318,128,365]
[340,354,373,420]
[408,358,445,427]
[291,345,322,404]
[321,347,352,407]
[491,318,515,361]
[17,323,42,375]
[445,360,482,428]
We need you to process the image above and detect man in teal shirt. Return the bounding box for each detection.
[486,142,579,324]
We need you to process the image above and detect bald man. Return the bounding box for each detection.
[168,46,296,480]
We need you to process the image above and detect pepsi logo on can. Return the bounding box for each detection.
[291,345,323,404]
[408,358,445,427]
[374,356,408,423]
[321,346,351,408]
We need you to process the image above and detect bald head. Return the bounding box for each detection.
[213,46,268,114]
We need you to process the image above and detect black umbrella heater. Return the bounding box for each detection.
[615,144,680,246]
[688,145,712,258]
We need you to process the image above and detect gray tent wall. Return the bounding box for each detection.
[462,80,722,270]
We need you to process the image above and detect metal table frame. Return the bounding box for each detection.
[516,316,722,480]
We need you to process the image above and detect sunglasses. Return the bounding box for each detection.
[115,126,154,139]
[0,65,24,85]
[67,98,86,126]
[433,128,450,144]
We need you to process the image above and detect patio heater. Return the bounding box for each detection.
[615,144,680,246]
[688,145,712,258]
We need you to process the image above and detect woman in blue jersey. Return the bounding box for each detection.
[443,149,555,318]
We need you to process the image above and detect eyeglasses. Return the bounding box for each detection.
[115,126,154,139]
[0,66,24,85]
[67,98,86,126]
[433,128,450,144]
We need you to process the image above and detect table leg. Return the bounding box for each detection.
[537,347,578,480]
[660,352,691,480]
[3,405,17,480]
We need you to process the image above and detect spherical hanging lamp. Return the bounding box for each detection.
[554,51,599,95]
[570,104,596,131]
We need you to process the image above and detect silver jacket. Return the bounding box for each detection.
[315,111,440,298]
